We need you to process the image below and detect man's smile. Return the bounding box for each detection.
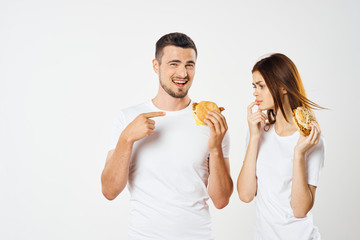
[172,78,189,88]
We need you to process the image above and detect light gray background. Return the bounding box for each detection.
[1,0,359,239]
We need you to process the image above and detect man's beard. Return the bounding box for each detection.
[159,77,190,99]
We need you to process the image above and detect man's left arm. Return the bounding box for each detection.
[204,111,233,209]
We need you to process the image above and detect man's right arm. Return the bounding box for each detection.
[101,133,134,200]
[101,111,165,200]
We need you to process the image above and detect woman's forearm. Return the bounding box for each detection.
[290,152,314,218]
[237,136,259,203]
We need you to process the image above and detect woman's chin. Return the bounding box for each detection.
[258,106,272,111]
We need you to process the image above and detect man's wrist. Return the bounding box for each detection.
[120,132,135,145]
[209,147,223,156]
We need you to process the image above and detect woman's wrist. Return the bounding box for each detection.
[294,148,306,159]
[249,134,260,142]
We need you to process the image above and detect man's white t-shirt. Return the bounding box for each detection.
[109,100,229,240]
[248,124,324,240]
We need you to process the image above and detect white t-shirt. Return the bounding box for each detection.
[109,100,230,240]
[247,124,324,240]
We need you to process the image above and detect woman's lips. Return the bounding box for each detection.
[255,100,262,105]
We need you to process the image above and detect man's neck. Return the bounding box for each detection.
[152,94,191,111]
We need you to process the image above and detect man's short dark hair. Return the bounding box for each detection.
[155,32,197,63]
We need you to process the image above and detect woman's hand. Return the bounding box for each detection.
[294,121,321,156]
[247,102,267,138]
[204,111,228,153]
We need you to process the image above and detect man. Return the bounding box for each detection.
[101,32,233,239]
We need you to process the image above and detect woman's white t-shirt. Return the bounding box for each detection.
[250,124,325,240]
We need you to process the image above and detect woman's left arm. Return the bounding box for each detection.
[291,121,321,218]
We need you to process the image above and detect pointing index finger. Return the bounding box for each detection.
[142,111,166,118]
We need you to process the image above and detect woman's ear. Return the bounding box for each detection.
[281,87,287,94]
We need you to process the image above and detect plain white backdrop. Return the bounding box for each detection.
[1,0,360,239]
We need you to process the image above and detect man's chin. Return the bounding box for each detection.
[170,91,188,98]
[160,81,191,99]
[163,87,188,98]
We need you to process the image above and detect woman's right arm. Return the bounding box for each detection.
[237,102,267,203]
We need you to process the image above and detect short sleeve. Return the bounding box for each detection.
[108,111,126,151]
[306,135,325,186]
[222,131,230,159]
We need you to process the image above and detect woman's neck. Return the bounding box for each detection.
[274,95,297,136]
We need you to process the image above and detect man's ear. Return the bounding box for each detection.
[152,59,159,74]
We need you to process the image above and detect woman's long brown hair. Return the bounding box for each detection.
[252,53,325,125]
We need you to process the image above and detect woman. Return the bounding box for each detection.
[237,53,325,239]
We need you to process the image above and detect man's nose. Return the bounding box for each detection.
[177,66,188,78]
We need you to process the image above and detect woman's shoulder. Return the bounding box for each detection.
[317,134,325,150]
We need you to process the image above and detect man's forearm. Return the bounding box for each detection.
[101,134,134,200]
[208,148,233,209]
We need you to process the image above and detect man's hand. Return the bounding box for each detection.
[121,112,165,143]
[203,111,228,152]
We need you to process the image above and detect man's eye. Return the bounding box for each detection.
[170,63,177,66]
[186,65,194,68]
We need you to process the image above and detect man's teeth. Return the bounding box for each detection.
[173,80,187,83]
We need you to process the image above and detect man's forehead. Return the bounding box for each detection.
[161,45,196,59]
